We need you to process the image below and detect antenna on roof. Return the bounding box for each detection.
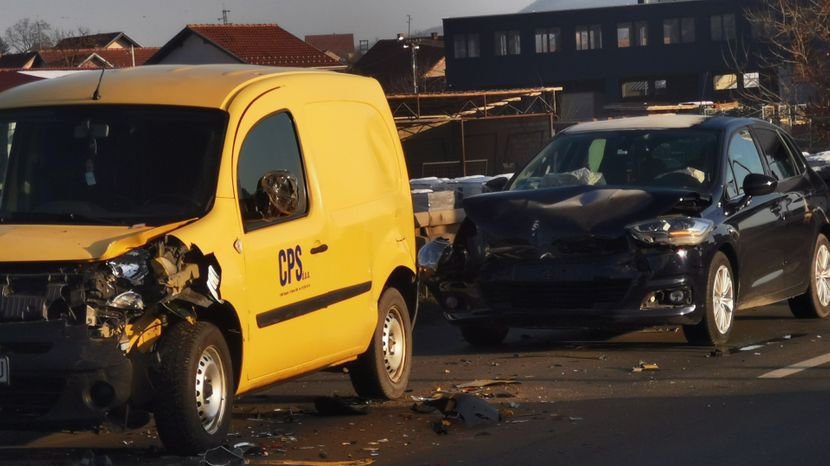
[219,8,231,25]
[92,68,105,101]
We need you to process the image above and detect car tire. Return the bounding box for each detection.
[683,252,735,346]
[460,323,509,347]
[350,287,412,399]
[789,234,830,319]
[152,321,234,455]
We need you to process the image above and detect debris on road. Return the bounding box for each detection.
[739,344,764,352]
[631,361,660,372]
[246,459,375,465]
[203,446,246,466]
[455,379,521,392]
[412,393,501,429]
[313,396,370,416]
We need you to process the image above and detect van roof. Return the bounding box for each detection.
[0,64,348,110]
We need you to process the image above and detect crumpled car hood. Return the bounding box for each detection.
[463,186,710,246]
[0,220,192,263]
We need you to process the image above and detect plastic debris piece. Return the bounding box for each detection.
[632,361,660,372]
[314,396,369,416]
[455,379,521,391]
[203,446,246,466]
[454,394,501,427]
[432,420,449,435]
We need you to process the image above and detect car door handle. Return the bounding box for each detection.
[310,244,329,254]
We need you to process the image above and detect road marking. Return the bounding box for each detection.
[758,353,830,379]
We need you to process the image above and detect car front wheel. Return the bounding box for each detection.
[152,321,234,455]
[684,252,735,346]
[350,287,413,399]
[789,234,830,319]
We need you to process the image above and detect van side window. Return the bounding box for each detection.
[237,112,308,230]
[726,128,766,197]
[754,127,799,180]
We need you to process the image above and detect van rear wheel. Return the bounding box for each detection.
[152,321,234,455]
[350,287,412,399]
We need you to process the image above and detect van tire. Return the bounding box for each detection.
[350,287,412,399]
[152,321,234,455]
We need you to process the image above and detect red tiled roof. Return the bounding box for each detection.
[0,70,46,93]
[54,32,141,50]
[186,24,339,67]
[37,48,159,68]
[304,34,355,59]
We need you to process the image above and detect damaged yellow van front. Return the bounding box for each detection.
[0,65,416,454]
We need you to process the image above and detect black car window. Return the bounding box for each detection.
[727,128,766,197]
[237,112,308,231]
[780,131,807,172]
[754,127,799,180]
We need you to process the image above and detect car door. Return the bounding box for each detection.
[234,99,337,382]
[721,127,787,308]
[752,126,812,295]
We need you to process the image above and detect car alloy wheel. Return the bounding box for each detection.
[815,243,830,307]
[712,264,734,335]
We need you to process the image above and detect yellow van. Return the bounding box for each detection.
[0,65,416,454]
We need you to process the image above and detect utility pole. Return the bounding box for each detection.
[400,15,420,95]
[406,14,412,37]
[219,9,231,25]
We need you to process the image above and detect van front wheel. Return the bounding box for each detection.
[152,321,234,455]
[349,287,412,399]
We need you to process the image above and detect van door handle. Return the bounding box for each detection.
[310,244,329,254]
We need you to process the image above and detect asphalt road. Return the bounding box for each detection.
[2,302,830,466]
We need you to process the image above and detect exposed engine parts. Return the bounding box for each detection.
[0,236,221,354]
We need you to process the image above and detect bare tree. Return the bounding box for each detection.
[734,0,830,146]
[0,37,9,55]
[3,18,54,53]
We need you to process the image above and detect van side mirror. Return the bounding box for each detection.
[484,177,509,192]
[742,173,777,196]
[255,170,300,219]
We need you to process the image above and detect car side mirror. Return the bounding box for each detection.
[484,177,509,192]
[742,173,777,196]
[255,170,300,220]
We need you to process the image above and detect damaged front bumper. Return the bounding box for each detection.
[0,320,131,428]
[430,246,708,329]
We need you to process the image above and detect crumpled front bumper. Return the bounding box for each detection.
[0,320,132,428]
[433,246,709,329]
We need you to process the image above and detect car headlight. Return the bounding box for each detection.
[626,216,714,247]
[417,238,452,276]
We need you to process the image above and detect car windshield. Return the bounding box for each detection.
[0,105,227,226]
[510,129,719,192]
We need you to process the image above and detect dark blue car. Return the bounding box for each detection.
[420,115,830,346]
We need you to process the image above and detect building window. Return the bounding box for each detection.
[453,33,480,59]
[714,73,738,90]
[622,81,649,98]
[655,79,667,96]
[495,30,521,56]
[711,14,736,41]
[664,17,695,44]
[535,28,561,53]
[576,25,602,51]
[617,21,648,48]
[743,72,760,88]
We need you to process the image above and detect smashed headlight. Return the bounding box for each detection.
[626,216,714,247]
[417,238,452,277]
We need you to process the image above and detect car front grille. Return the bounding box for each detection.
[482,280,631,310]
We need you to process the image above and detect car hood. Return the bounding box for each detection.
[0,220,192,263]
[463,186,710,245]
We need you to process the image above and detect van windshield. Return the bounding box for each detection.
[0,105,227,226]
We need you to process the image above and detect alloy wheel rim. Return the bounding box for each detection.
[194,345,227,434]
[815,244,830,307]
[712,265,734,335]
[382,305,407,382]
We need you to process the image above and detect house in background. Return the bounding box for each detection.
[147,24,342,68]
[0,47,158,69]
[352,34,445,95]
[54,32,142,50]
[305,33,356,64]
